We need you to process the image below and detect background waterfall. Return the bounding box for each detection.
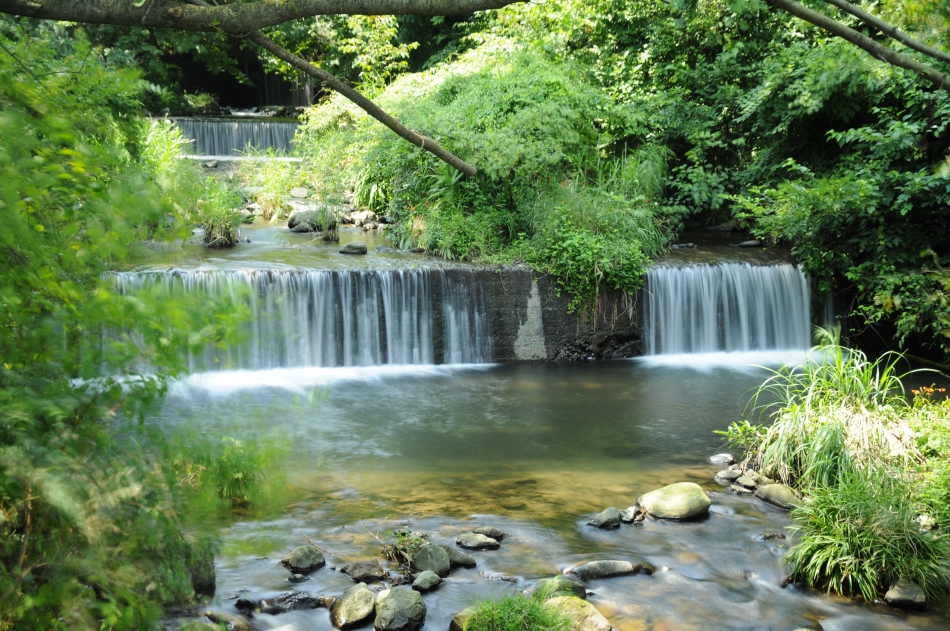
[170,118,298,156]
[113,269,491,369]
[643,262,811,355]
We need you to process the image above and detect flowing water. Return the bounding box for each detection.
[169,117,298,156]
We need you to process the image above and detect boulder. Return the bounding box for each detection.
[729,484,753,496]
[290,187,309,198]
[735,475,758,489]
[709,454,735,465]
[374,586,426,631]
[754,484,802,510]
[288,209,328,230]
[340,241,368,255]
[449,606,477,631]
[588,507,621,529]
[884,579,926,608]
[544,597,611,631]
[281,546,326,574]
[256,591,321,614]
[331,583,376,629]
[533,576,587,599]
[456,533,500,550]
[437,544,476,568]
[290,222,316,233]
[351,210,378,227]
[715,469,742,482]
[182,533,215,597]
[411,570,442,592]
[472,526,506,540]
[571,560,652,581]
[342,560,389,583]
[637,482,711,520]
[410,544,450,577]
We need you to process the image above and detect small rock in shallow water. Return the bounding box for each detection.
[456,532,500,550]
[715,469,742,482]
[589,507,621,529]
[472,526,506,540]
[544,597,611,631]
[736,240,762,248]
[258,591,322,614]
[437,544,476,568]
[754,484,803,510]
[735,475,758,489]
[281,546,325,574]
[342,560,389,583]
[571,560,652,581]
[340,241,368,255]
[619,506,640,523]
[412,570,442,592]
[289,573,308,583]
[729,484,753,495]
[331,583,376,629]
[885,579,927,608]
[761,533,786,541]
[637,482,711,520]
[709,453,735,465]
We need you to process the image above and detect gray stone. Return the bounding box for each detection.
[290,187,309,198]
[256,591,322,614]
[288,209,329,230]
[289,573,308,583]
[619,506,640,523]
[885,579,926,608]
[637,482,711,520]
[182,533,215,597]
[456,532,500,550]
[290,222,315,233]
[374,586,426,631]
[729,484,754,495]
[754,484,803,510]
[340,241,368,255]
[544,597,611,631]
[709,453,735,465]
[736,240,762,248]
[203,611,252,631]
[735,475,758,489]
[281,546,325,574]
[571,560,652,581]
[410,544,450,577]
[437,544,476,568]
[342,560,389,583]
[588,507,621,529]
[715,469,742,482]
[449,607,477,631]
[411,570,442,592]
[331,583,376,629]
[533,576,587,599]
[472,526,506,540]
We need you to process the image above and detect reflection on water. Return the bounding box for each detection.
[157,360,949,630]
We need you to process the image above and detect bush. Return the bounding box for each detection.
[786,469,950,601]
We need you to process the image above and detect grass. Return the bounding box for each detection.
[467,589,572,631]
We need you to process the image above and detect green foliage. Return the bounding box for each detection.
[379,529,429,564]
[714,419,767,453]
[467,589,572,631]
[785,469,950,601]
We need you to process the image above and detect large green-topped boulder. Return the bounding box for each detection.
[533,576,587,599]
[331,583,376,630]
[374,586,426,631]
[637,482,711,520]
[281,546,325,574]
[754,484,802,510]
[544,597,612,631]
[410,544,450,577]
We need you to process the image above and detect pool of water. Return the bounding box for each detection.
[156,358,949,631]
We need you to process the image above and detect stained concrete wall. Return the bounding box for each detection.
[451,267,642,362]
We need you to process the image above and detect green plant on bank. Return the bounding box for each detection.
[379,529,429,564]
[467,588,572,631]
[236,147,304,221]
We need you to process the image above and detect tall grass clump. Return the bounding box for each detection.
[466,589,572,631]
[236,147,304,221]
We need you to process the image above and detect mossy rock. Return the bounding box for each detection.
[637,482,710,520]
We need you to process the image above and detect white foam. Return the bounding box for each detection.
[634,350,809,370]
[170,363,496,396]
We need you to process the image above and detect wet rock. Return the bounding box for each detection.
[736,240,762,248]
[533,576,587,599]
[288,209,327,230]
[258,591,322,614]
[331,583,376,629]
[203,611,253,631]
[715,469,742,482]
[412,570,442,592]
[437,544,477,568]
[709,454,735,465]
[544,596,611,631]
[588,507,621,529]
[637,482,711,520]
[885,579,926,608]
[374,585,426,631]
[288,573,308,583]
[619,506,640,523]
[671,243,696,249]
[472,526,507,540]
[456,532,500,550]
[281,546,326,574]
[290,222,316,233]
[179,621,220,631]
[343,560,389,583]
[754,484,803,510]
[729,484,754,496]
[761,533,786,541]
[182,533,216,597]
[410,544,450,577]
[340,241,368,255]
[735,475,758,489]
[571,560,652,581]
[449,606,477,631]
[290,187,309,198]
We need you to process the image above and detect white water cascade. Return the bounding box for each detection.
[643,262,811,355]
[171,118,298,156]
[113,269,491,369]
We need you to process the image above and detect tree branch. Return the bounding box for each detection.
[821,0,950,65]
[0,0,523,32]
[767,0,950,91]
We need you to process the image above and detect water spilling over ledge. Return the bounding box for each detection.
[643,262,811,355]
[169,117,298,156]
[114,269,491,370]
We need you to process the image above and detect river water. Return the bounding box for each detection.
[156,358,949,631]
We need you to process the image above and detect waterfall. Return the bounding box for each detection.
[113,269,491,370]
[170,118,298,156]
[643,263,811,355]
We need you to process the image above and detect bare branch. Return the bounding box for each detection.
[767,0,950,92]
[822,0,950,65]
